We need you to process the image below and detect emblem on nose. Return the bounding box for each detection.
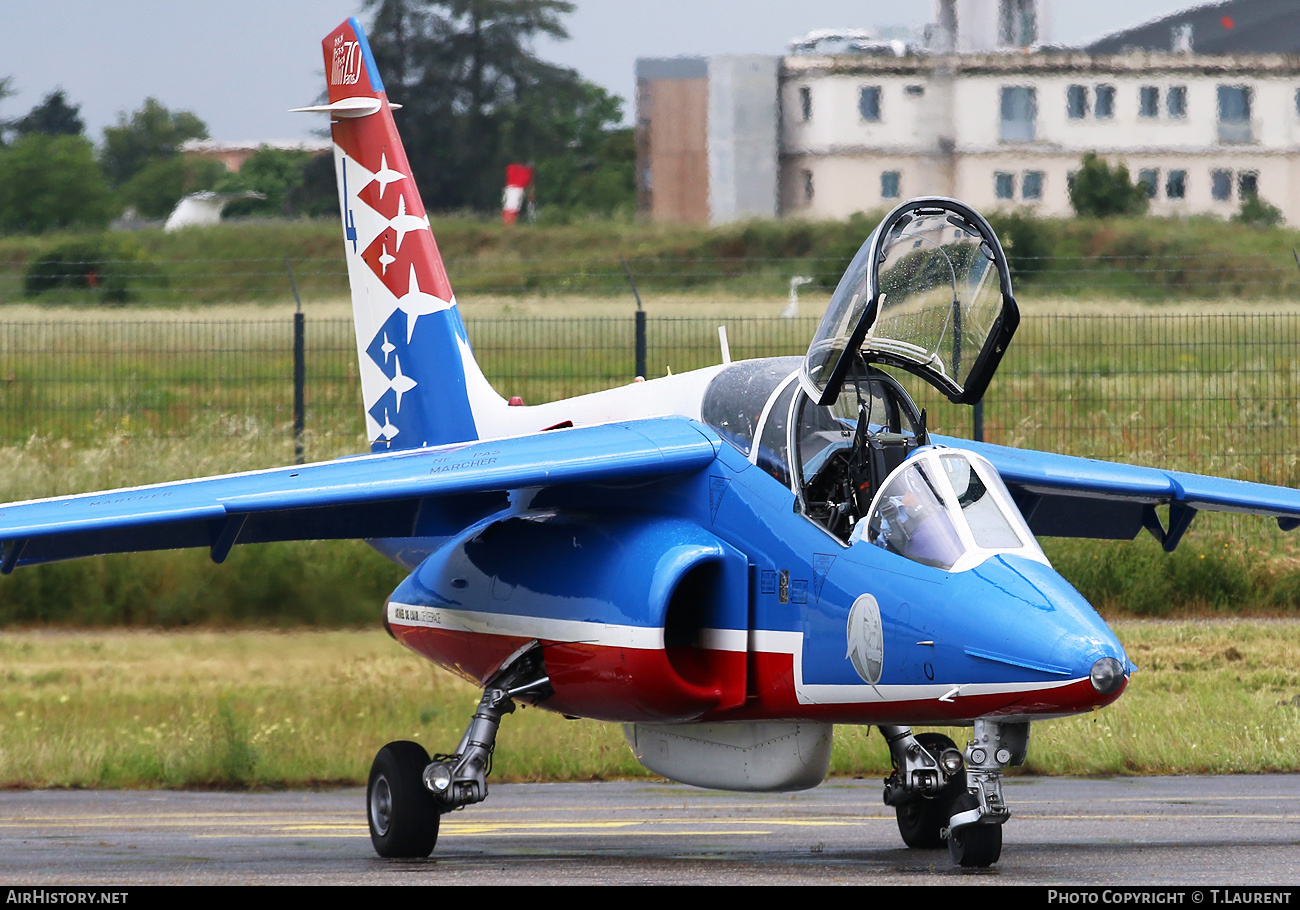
[846,593,884,684]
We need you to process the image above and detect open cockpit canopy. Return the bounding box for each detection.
[800,198,1020,407]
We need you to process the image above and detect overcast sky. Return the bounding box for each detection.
[2,0,1207,142]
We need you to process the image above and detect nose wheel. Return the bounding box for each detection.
[946,791,1003,866]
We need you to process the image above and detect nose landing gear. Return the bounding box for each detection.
[944,719,1028,867]
[881,719,1028,868]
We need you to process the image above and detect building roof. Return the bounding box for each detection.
[1088,0,1300,55]
[181,139,332,155]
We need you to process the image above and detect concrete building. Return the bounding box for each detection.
[635,57,780,224]
[637,0,1300,225]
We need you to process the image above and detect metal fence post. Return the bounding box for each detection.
[621,256,647,379]
[635,310,647,380]
[293,311,306,464]
[286,257,306,464]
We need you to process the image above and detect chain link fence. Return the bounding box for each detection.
[2,309,1297,487]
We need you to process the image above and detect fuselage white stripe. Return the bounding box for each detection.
[388,603,1086,707]
[389,601,666,649]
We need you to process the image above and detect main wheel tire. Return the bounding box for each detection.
[946,792,1003,868]
[367,741,441,858]
[895,732,966,849]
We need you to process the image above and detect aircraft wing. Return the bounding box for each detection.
[0,418,720,572]
[933,435,1300,550]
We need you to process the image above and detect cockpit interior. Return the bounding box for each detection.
[701,197,1037,569]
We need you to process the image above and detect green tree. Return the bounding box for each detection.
[0,77,13,145]
[0,133,118,233]
[100,98,208,186]
[13,90,85,138]
[214,147,332,218]
[362,0,629,213]
[119,155,226,219]
[1069,152,1148,218]
[502,79,634,217]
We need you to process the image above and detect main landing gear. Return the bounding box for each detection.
[880,719,1028,868]
[366,642,552,858]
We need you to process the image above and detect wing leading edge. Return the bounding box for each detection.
[0,418,720,572]
[933,435,1300,551]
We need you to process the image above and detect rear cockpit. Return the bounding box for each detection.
[702,357,929,542]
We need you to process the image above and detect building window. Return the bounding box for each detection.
[1166,170,1187,199]
[1295,88,1300,117]
[881,171,901,199]
[1000,86,1037,142]
[998,0,1037,47]
[859,86,882,122]
[1139,86,1160,118]
[799,86,812,122]
[904,84,925,96]
[1137,169,1159,199]
[1217,85,1252,143]
[994,172,1015,199]
[1067,85,1089,119]
[1239,171,1259,199]
[1022,171,1044,200]
[802,168,814,203]
[1095,85,1115,119]
[1211,169,1233,201]
[1167,85,1187,118]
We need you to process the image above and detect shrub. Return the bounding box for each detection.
[986,211,1050,284]
[1233,193,1285,228]
[23,235,166,304]
[1069,152,1149,218]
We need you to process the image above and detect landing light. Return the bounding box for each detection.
[423,761,453,793]
[1089,657,1126,695]
[940,748,965,775]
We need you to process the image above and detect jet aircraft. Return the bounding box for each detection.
[4,18,1300,868]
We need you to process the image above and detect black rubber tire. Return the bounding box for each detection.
[895,732,966,849]
[367,741,440,858]
[946,792,1003,868]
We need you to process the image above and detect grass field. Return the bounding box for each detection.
[1,622,1297,788]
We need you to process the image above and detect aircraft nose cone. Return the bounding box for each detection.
[970,554,1130,687]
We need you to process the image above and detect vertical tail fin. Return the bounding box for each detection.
[303,18,501,451]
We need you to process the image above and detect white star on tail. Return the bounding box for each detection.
[389,355,417,412]
[397,264,452,343]
[378,242,396,275]
[379,409,399,441]
[389,194,430,252]
[371,153,405,200]
[380,332,396,364]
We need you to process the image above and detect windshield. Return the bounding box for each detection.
[861,448,1045,572]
